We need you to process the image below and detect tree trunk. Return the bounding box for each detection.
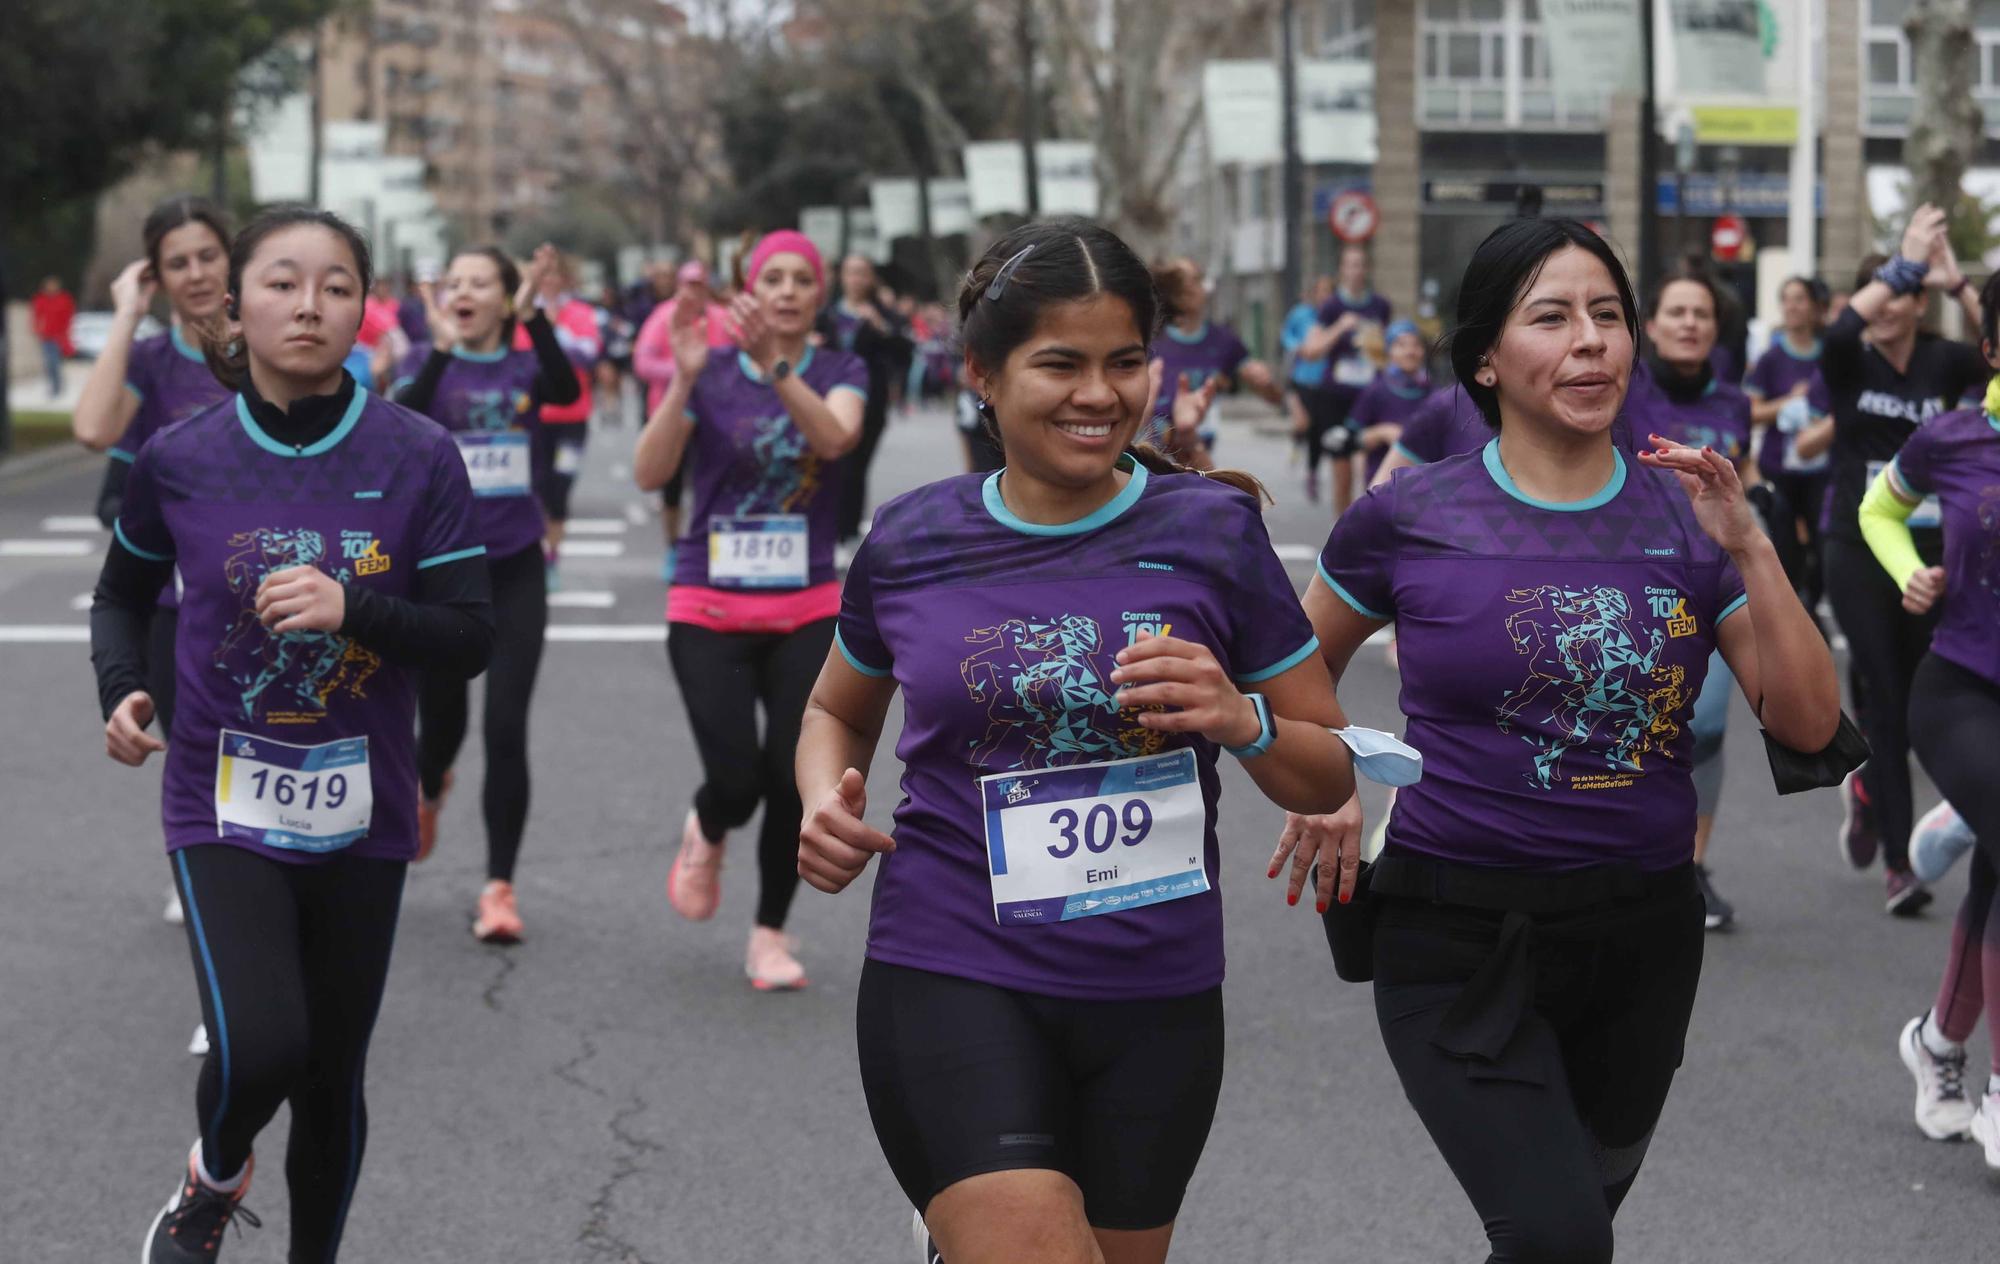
[1904,0,1979,212]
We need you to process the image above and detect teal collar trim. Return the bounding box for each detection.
[1388,380,1430,400]
[1482,438,1626,512]
[738,346,815,384]
[982,455,1149,536]
[1337,288,1374,307]
[236,386,369,458]
[1985,410,2000,436]
[1164,321,1209,345]
[1779,335,1822,361]
[451,343,507,363]
[169,325,204,363]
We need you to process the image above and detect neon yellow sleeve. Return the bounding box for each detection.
[1858,462,1924,591]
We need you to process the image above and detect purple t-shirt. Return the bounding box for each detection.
[1350,371,1432,481]
[1393,386,1490,466]
[836,460,1319,1000]
[395,344,547,560]
[1148,321,1251,434]
[1624,361,1753,463]
[671,346,869,589]
[114,389,484,864]
[1320,442,1747,871]
[115,328,232,608]
[1891,407,2000,688]
[1314,289,1394,401]
[1746,337,1823,481]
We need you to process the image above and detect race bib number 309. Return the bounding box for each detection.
[214,730,372,853]
[979,748,1209,928]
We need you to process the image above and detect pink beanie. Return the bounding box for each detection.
[747,230,825,293]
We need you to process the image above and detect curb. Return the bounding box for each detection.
[0,441,95,486]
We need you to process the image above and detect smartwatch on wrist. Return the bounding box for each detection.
[1223,692,1277,759]
[769,358,793,383]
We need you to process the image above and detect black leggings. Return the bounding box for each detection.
[171,844,406,1263]
[1761,473,1826,613]
[838,394,891,541]
[533,423,587,524]
[857,959,1224,1231]
[1371,867,1704,1263]
[1299,387,1350,471]
[1824,534,1940,871]
[666,617,833,929]
[418,544,547,882]
[1909,655,2000,1068]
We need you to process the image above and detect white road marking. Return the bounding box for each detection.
[1274,544,1318,561]
[42,516,105,533]
[556,540,624,558]
[565,518,628,535]
[0,626,90,642]
[1,539,94,557]
[547,625,662,642]
[548,590,616,609]
[70,593,93,611]
[623,502,650,525]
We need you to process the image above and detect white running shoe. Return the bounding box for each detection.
[1971,1091,2000,1170]
[164,886,184,926]
[912,1208,943,1264]
[1899,1014,1975,1141]
[188,1024,209,1058]
[1910,801,1976,884]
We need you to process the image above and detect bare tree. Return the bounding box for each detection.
[1904,0,1979,213]
[1038,0,1275,257]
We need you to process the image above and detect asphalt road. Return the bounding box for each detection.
[2,400,1992,1262]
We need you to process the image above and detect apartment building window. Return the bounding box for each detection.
[1865,0,2000,134]
[1420,0,1605,130]
[1319,0,1373,59]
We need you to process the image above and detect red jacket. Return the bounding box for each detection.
[32,290,76,356]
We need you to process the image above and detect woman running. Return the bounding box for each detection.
[1299,244,1392,512]
[633,230,866,990]
[633,260,735,583]
[1346,319,1432,486]
[796,220,1359,1264]
[1821,204,1986,907]
[90,206,493,1263]
[820,253,910,544]
[1624,265,1756,930]
[1861,271,2000,1167]
[73,197,235,928]
[1745,277,1831,607]
[392,242,579,941]
[1281,274,1336,472]
[523,252,603,586]
[1146,257,1281,467]
[1294,217,1837,1262]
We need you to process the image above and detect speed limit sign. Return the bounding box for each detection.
[1329,190,1379,244]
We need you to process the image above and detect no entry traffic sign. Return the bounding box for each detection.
[1329,190,1379,244]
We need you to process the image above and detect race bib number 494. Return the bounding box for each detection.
[979,748,1209,928]
[214,730,372,853]
[455,431,531,497]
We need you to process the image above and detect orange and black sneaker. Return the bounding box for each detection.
[144,1146,261,1263]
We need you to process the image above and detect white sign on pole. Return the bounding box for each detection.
[1669,0,1765,99]
[962,141,1099,219]
[928,179,974,236]
[1202,59,1376,168]
[1298,60,1376,165]
[1541,0,1645,96]
[800,206,845,263]
[1202,61,1282,166]
[244,93,313,202]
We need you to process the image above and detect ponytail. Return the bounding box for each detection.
[1125,442,1272,506]
[194,309,249,393]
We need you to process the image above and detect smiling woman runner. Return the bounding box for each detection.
[634,229,867,991]
[795,219,1361,1264]
[1287,217,1838,1263]
[89,206,494,1264]
[391,242,580,942]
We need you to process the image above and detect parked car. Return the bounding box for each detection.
[69,312,163,360]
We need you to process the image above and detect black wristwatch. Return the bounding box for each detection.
[1950,276,1974,297]
[769,358,793,383]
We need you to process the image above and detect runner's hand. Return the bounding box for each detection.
[1271,797,1363,912]
[420,281,459,352]
[1111,630,1260,746]
[110,260,157,319]
[1171,373,1222,435]
[670,294,710,378]
[1903,565,1947,615]
[1898,204,1949,278]
[798,768,895,894]
[256,565,346,634]
[517,242,559,311]
[731,292,778,371]
[1638,436,1759,554]
[106,691,166,766]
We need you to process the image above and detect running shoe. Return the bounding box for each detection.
[416,769,453,864]
[144,1146,261,1263]
[1303,470,1320,503]
[472,879,523,944]
[1910,801,1976,884]
[1971,1090,2000,1170]
[164,885,184,926]
[746,926,807,991]
[188,1023,209,1058]
[912,1208,944,1264]
[1885,868,1933,918]
[1838,772,1878,870]
[666,809,725,921]
[1899,1015,1974,1140]
[1694,864,1735,931]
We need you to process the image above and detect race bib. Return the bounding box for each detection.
[708,515,808,588]
[552,439,584,476]
[214,730,372,853]
[1869,459,1941,528]
[1776,396,1828,473]
[1333,355,1376,388]
[456,431,531,497]
[980,748,1209,928]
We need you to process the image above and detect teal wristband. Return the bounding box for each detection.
[1223,692,1276,759]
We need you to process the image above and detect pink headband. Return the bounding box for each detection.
[747,230,824,293]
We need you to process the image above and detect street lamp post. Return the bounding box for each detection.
[1280,0,1302,311]
[1019,0,1040,218]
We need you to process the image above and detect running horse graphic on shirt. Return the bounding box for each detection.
[214,527,381,722]
[959,614,1166,770]
[736,412,822,515]
[1497,584,1687,789]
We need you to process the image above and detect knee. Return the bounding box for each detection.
[225,1015,311,1103]
[1491,1204,1613,1264]
[704,768,764,821]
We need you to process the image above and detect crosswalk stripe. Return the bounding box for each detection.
[549,591,617,609]
[1,539,94,557]
[565,519,628,535]
[556,540,625,558]
[41,516,105,533]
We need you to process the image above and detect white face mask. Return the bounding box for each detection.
[1333,726,1424,788]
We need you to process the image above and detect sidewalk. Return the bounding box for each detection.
[8,358,88,413]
